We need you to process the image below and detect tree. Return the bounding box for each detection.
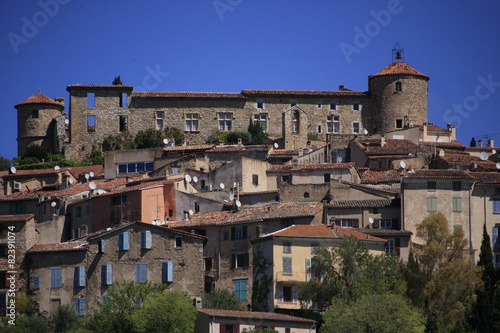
[299,237,403,311]
[131,290,197,333]
[322,292,425,333]
[252,246,273,312]
[113,76,123,85]
[403,212,480,332]
[203,289,244,311]
[241,328,278,333]
[0,155,10,171]
[470,137,477,147]
[102,132,136,152]
[227,131,252,145]
[53,304,80,332]
[22,144,49,162]
[164,127,185,146]
[247,118,267,145]
[134,129,164,149]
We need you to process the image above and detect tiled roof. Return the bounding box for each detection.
[0,214,34,223]
[369,61,430,80]
[325,199,393,208]
[466,147,499,151]
[241,89,367,97]
[357,139,420,155]
[2,167,60,179]
[163,144,215,151]
[267,224,386,242]
[198,309,316,323]
[360,170,401,184]
[416,123,450,134]
[438,153,483,166]
[208,145,271,152]
[421,141,466,149]
[467,172,500,183]
[14,93,64,109]
[66,84,133,91]
[356,228,413,236]
[405,169,474,180]
[132,91,245,99]
[168,202,322,228]
[66,165,104,179]
[269,149,298,157]
[267,163,355,173]
[28,241,88,253]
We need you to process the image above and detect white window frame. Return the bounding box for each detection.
[218,113,232,131]
[327,115,340,133]
[380,219,392,229]
[352,122,360,134]
[155,111,164,131]
[253,113,268,132]
[185,113,199,132]
[385,239,395,254]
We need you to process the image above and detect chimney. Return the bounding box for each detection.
[237,138,242,146]
[380,135,386,147]
[439,149,445,157]
[487,139,495,147]
[54,97,65,107]
[291,156,299,170]
[477,140,483,147]
[339,85,344,91]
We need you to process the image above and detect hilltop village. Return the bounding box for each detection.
[2,55,500,331]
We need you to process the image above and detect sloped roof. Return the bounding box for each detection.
[15,93,64,109]
[356,139,420,155]
[198,309,316,323]
[132,91,245,99]
[405,169,474,180]
[0,214,34,223]
[325,199,393,208]
[28,241,88,253]
[369,61,429,80]
[267,163,355,173]
[360,170,402,184]
[467,172,500,184]
[264,224,386,242]
[241,89,367,97]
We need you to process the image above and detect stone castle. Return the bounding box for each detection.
[15,57,429,161]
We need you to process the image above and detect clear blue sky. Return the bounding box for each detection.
[1,0,500,161]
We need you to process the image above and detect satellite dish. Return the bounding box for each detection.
[54,165,60,171]
[229,193,235,201]
[224,200,229,203]
[185,174,192,182]
[188,210,194,216]
[85,174,90,180]
[64,119,69,125]
[163,138,170,145]
[10,166,16,174]
[220,183,225,189]
[97,189,106,195]
[480,152,489,161]
[369,217,374,224]
[89,171,94,178]
[192,176,198,183]
[496,163,500,169]
[492,149,497,154]
[51,202,57,208]
[363,129,368,135]
[274,143,279,149]
[89,182,97,190]
[400,161,406,169]
[69,178,74,184]
[235,200,242,208]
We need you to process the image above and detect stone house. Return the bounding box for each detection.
[26,221,205,318]
[196,308,317,333]
[169,202,323,308]
[250,224,386,315]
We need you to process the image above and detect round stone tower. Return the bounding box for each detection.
[368,55,429,134]
[15,92,65,157]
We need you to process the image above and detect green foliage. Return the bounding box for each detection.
[81,145,104,166]
[102,132,136,152]
[206,129,229,144]
[241,328,278,333]
[299,237,403,311]
[203,289,244,311]
[307,132,318,141]
[23,144,49,162]
[134,129,164,149]
[251,246,273,312]
[321,292,425,333]
[131,290,196,333]
[0,155,11,171]
[164,127,185,146]
[1,315,51,333]
[227,131,252,145]
[112,76,123,85]
[470,137,477,147]
[86,281,167,333]
[53,304,81,332]
[207,126,265,145]
[247,118,267,144]
[403,212,480,332]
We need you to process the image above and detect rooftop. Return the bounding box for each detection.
[263,224,386,242]
[369,61,430,80]
[15,93,64,109]
[198,308,316,323]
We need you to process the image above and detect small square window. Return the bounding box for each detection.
[87,115,96,132]
[330,103,337,110]
[252,174,259,186]
[87,93,95,108]
[353,104,360,111]
[452,181,462,191]
[352,122,360,134]
[256,101,264,109]
[395,119,403,129]
[32,110,39,118]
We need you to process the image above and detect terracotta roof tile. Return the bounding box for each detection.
[163,144,215,151]
[268,163,354,173]
[357,139,420,155]
[369,61,429,80]
[66,165,104,179]
[67,84,133,91]
[132,91,245,99]
[325,199,393,208]
[0,214,34,222]
[405,169,474,180]
[15,93,64,109]
[268,224,386,242]
[360,170,402,184]
[421,141,466,149]
[241,89,367,97]
[467,172,500,183]
[208,145,271,152]
[198,309,316,323]
[2,167,60,179]
[356,228,413,236]
[269,149,299,156]
[28,241,88,253]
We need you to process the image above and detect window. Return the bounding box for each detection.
[252,174,259,186]
[395,81,402,91]
[155,111,164,131]
[452,197,462,212]
[185,113,199,132]
[218,113,232,131]
[162,261,174,283]
[283,241,292,254]
[317,103,322,109]
[175,236,182,248]
[427,197,437,212]
[51,267,62,289]
[119,115,128,132]
[98,239,106,253]
[324,173,331,183]
[32,110,39,118]
[119,232,129,251]
[120,93,128,107]
[303,192,310,198]
[385,239,395,254]
[352,122,360,134]
[32,276,40,290]
[395,119,403,129]
[339,219,358,228]
[112,195,127,205]
[292,111,300,133]
[453,181,462,191]
[195,202,200,214]
[117,162,155,174]
[87,115,96,132]
[380,219,392,229]
[427,181,437,191]
[256,101,264,109]
[141,230,152,249]
[311,242,319,254]
[290,102,297,107]
[353,103,360,111]
[101,264,112,285]
[232,253,249,268]
[136,263,147,283]
[493,199,500,214]
[75,298,85,316]
[283,257,292,275]
[317,125,322,134]
[493,226,500,249]
[253,113,268,132]
[305,258,312,282]
[220,324,240,333]
[330,103,337,110]
[234,279,247,301]
[277,285,297,304]
[495,188,500,195]
[87,93,95,107]
[74,266,85,287]
[327,115,340,133]
[231,226,247,240]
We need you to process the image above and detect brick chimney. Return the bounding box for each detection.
[54,97,64,107]
[477,140,483,147]
[487,139,495,147]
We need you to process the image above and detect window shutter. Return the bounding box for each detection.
[231,227,235,240]
[234,324,240,332]
[162,261,174,283]
[99,239,106,253]
[74,266,85,287]
[136,263,147,283]
[493,227,499,249]
[292,286,298,304]
[119,232,129,250]
[242,226,247,239]
[33,276,40,290]
[277,284,283,302]
[51,267,62,288]
[141,230,152,249]
[75,298,85,316]
[305,258,311,282]
[102,264,112,285]
[231,254,236,269]
[283,257,292,274]
[219,324,225,333]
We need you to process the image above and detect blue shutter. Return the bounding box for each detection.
[234,280,246,301]
[99,239,106,253]
[32,276,40,290]
[141,230,152,249]
[136,263,147,283]
[493,226,499,249]
[101,264,112,285]
[74,266,85,287]
[51,267,62,288]
[75,298,85,316]
[119,232,129,250]
[162,261,173,283]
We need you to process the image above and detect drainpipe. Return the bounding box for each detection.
[469,181,476,262]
